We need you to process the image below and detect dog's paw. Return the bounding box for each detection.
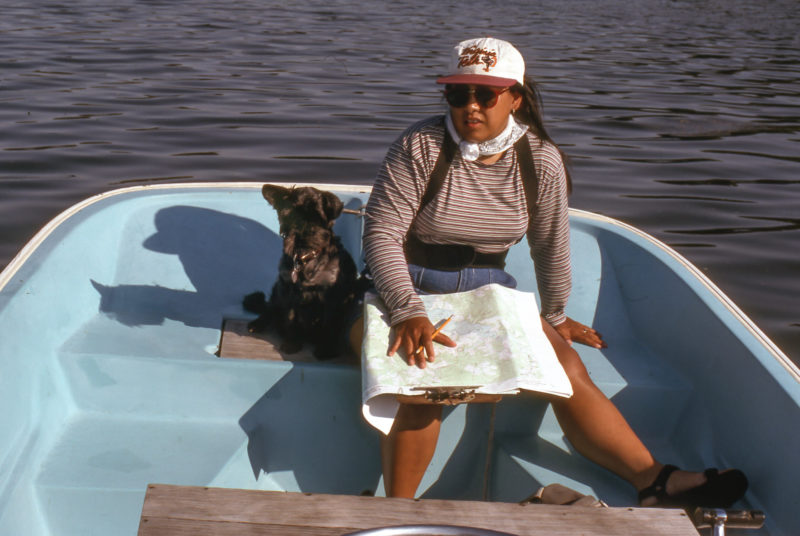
[279,340,303,354]
[247,316,270,333]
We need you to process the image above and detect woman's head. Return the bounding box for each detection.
[437,38,524,143]
[437,37,572,190]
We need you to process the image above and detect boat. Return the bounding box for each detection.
[0,182,796,535]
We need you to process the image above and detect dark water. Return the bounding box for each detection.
[1,0,798,361]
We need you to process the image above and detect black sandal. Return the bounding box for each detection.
[638,464,748,509]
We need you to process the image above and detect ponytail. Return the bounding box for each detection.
[513,76,573,193]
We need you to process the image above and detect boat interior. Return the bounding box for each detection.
[0,184,795,535]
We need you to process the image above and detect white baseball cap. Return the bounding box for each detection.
[436,37,525,87]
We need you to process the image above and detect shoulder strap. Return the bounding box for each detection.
[418,125,457,213]
[514,133,538,217]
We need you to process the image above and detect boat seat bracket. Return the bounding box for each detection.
[691,508,766,536]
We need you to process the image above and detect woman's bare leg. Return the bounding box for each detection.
[351,318,443,498]
[381,404,443,497]
[542,318,711,495]
[542,318,661,488]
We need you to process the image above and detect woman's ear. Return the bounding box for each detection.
[511,91,523,113]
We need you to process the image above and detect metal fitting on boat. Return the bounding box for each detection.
[691,508,766,536]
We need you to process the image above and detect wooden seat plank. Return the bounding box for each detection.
[139,516,349,536]
[138,484,699,536]
[217,319,311,361]
[217,319,353,363]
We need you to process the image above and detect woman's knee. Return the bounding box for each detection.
[541,319,594,386]
[558,345,592,383]
[548,347,595,403]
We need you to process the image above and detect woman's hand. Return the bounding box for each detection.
[554,317,607,349]
[388,316,457,369]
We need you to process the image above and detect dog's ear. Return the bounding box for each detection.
[320,191,344,226]
[262,184,291,209]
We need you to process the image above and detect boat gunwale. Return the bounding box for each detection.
[570,208,798,383]
[0,181,369,292]
[1,181,795,384]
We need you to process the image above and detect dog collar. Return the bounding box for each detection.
[290,250,320,283]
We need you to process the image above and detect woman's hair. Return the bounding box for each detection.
[512,75,573,193]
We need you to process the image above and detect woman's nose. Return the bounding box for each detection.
[465,95,480,109]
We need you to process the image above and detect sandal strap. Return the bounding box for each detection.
[639,466,747,509]
[637,464,680,504]
[704,468,719,479]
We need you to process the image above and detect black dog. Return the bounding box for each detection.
[243,184,360,359]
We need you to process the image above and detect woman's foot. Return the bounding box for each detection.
[638,464,748,509]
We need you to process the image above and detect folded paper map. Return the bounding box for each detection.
[361,284,573,434]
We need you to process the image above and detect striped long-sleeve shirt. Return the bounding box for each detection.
[363,115,571,327]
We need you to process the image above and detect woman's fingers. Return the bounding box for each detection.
[558,317,608,349]
[433,331,457,348]
[413,339,435,368]
[387,333,404,357]
[387,316,456,369]
[574,325,607,349]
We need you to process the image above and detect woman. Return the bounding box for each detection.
[356,37,747,508]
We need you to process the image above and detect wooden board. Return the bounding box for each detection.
[217,319,354,364]
[138,484,699,536]
[218,318,314,361]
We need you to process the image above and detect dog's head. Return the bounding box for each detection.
[262,184,344,285]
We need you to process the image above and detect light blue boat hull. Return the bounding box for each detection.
[1,183,797,535]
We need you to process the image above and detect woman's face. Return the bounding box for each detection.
[447,84,522,143]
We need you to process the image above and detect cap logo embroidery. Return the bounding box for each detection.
[457,45,497,72]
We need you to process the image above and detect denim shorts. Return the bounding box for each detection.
[346,265,517,334]
[407,264,517,294]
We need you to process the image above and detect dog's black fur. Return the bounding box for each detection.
[243,184,361,359]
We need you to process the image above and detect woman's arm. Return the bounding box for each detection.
[363,133,429,325]
[363,119,455,364]
[528,141,606,349]
[527,141,572,327]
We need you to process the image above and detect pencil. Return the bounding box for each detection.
[414,315,454,356]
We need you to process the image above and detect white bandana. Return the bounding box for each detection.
[445,112,529,162]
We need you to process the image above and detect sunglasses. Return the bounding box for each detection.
[444,85,510,108]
